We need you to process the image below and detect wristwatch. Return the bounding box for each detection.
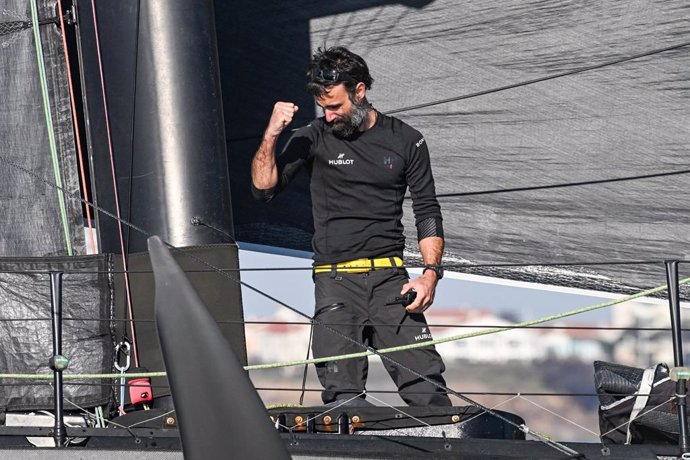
[423,264,444,280]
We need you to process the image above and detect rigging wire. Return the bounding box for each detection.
[56,0,97,255]
[255,388,635,398]
[29,0,73,255]
[517,394,600,439]
[429,168,690,199]
[191,217,238,245]
[0,379,667,401]
[225,321,690,333]
[89,0,140,369]
[298,321,315,406]
[4,314,690,335]
[443,260,683,268]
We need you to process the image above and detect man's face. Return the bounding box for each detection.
[316,83,368,138]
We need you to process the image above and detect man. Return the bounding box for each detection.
[251,46,451,407]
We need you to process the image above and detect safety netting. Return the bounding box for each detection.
[0,254,113,412]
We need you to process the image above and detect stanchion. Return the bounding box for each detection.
[49,272,68,447]
[665,260,689,453]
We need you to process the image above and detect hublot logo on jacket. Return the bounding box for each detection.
[328,153,354,166]
[414,327,432,341]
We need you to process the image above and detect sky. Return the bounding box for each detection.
[236,243,644,324]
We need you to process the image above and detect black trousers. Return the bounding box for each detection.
[312,267,451,406]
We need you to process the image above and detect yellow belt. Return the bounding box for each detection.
[313,257,404,274]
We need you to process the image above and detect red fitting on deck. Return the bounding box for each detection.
[128,377,153,405]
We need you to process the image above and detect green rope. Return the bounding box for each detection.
[1,277,688,380]
[29,0,73,255]
[265,403,304,410]
[96,405,105,428]
[0,371,167,380]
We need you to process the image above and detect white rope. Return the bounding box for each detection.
[517,394,600,439]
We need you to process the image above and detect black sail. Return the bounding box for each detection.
[0,0,85,256]
[219,1,690,297]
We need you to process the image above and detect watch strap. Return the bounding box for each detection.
[423,264,443,280]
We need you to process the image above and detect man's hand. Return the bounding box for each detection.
[401,270,439,313]
[266,102,299,137]
[252,102,300,191]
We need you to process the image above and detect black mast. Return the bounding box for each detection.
[75,0,233,252]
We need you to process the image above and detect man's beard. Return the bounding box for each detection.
[328,100,369,139]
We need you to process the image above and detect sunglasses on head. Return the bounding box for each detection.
[310,67,354,84]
